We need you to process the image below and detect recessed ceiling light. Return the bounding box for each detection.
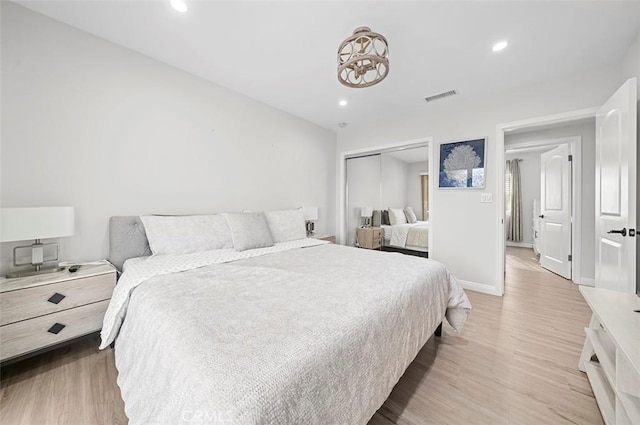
[339,99,348,107]
[492,41,508,52]
[338,122,348,128]
[170,0,188,13]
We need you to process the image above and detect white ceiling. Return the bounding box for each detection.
[16,1,640,131]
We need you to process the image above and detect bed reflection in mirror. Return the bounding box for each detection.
[345,145,429,257]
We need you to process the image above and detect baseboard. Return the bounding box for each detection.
[579,277,595,287]
[505,241,534,249]
[458,279,503,296]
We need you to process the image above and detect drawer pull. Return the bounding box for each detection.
[47,323,66,335]
[47,293,66,304]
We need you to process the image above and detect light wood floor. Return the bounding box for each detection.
[1,247,601,425]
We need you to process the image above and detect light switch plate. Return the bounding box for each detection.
[481,193,493,203]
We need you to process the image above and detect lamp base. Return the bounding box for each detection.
[305,221,315,236]
[6,266,65,279]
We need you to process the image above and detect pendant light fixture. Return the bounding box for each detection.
[337,26,389,88]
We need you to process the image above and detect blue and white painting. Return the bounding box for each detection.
[439,138,486,188]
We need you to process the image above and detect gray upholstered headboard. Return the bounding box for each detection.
[109,216,151,271]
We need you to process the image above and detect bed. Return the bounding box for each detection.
[381,221,429,252]
[379,207,429,257]
[102,214,471,425]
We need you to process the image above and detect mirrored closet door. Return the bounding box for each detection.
[345,154,381,247]
[345,146,430,254]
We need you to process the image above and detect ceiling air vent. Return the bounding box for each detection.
[424,89,458,103]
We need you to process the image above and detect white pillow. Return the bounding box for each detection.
[141,215,233,255]
[404,207,418,224]
[388,208,407,225]
[225,212,274,251]
[264,208,307,243]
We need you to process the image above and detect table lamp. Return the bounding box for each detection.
[302,206,318,236]
[361,206,373,227]
[0,207,74,278]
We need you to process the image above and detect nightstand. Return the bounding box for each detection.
[312,234,336,244]
[0,263,116,363]
[357,227,382,250]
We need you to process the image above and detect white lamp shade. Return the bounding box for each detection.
[302,206,318,221]
[361,206,373,218]
[0,207,74,242]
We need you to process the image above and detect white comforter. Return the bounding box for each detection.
[103,241,471,425]
[389,221,429,248]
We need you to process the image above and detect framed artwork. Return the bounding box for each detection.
[438,138,486,188]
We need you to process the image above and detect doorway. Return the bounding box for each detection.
[499,118,596,291]
[504,137,582,281]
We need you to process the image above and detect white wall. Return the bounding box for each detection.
[504,151,542,246]
[0,3,337,273]
[622,29,640,97]
[506,120,596,281]
[406,161,428,220]
[380,154,409,211]
[338,63,624,295]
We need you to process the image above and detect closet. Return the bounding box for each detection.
[345,146,429,247]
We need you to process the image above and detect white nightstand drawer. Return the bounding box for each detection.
[0,273,115,326]
[0,300,109,362]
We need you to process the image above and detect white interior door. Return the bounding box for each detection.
[595,78,637,293]
[539,144,572,279]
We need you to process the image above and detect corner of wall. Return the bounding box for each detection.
[458,279,503,296]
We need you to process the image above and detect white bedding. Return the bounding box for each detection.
[381,224,392,242]
[100,238,328,347]
[386,221,429,249]
[104,241,470,425]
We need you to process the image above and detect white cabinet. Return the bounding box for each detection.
[579,287,640,425]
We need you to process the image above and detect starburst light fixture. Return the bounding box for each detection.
[337,26,389,88]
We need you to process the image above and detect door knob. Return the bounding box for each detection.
[607,228,627,237]
[538,214,544,219]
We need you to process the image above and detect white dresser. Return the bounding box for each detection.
[579,286,640,425]
[0,264,116,363]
